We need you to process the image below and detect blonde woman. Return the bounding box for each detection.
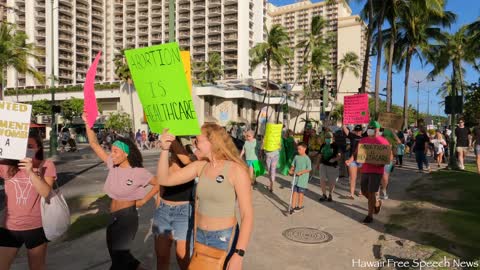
[157,124,253,270]
[431,131,447,167]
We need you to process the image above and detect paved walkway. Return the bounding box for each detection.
[8,151,436,270]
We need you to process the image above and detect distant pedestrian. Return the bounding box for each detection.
[289,143,312,214]
[240,130,259,185]
[431,131,447,168]
[263,132,282,193]
[413,127,431,173]
[455,118,471,170]
[136,129,142,148]
[318,132,340,202]
[396,142,405,167]
[83,113,158,270]
[346,120,389,224]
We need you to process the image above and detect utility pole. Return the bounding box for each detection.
[49,0,58,157]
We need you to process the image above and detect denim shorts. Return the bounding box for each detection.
[475,145,480,155]
[152,201,194,241]
[293,185,306,194]
[196,225,239,252]
[349,161,363,168]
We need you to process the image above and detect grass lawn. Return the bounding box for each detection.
[389,163,480,261]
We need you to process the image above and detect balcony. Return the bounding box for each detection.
[208,8,221,16]
[209,18,221,25]
[224,6,237,15]
[179,23,190,30]
[208,0,221,7]
[193,39,205,45]
[193,19,205,26]
[193,3,205,11]
[208,37,221,44]
[192,28,205,37]
[179,4,190,12]
[224,44,237,52]
[59,34,72,42]
[224,24,237,33]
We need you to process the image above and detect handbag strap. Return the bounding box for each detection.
[193,161,237,252]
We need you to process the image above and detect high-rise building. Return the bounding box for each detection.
[267,0,370,102]
[3,0,266,89]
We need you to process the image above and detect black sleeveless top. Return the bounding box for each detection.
[162,180,195,202]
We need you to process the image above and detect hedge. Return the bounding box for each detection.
[4,82,121,96]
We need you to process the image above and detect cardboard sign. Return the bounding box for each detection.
[180,51,192,93]
[356,143,391,165]
[263,124,283,151]
[343,94,369,124]
[0,101,32,160]
[125,43,201,135]
[378,112,403,130]
[83,51,102,128]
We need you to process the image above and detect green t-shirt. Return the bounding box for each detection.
[243,140,258,161]
[291,155,312,188]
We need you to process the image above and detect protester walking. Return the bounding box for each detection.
[380,128,401,200]
[396,142,405,167]
[0,133,57,270]
[240,130,260,185]
[346,121,389,224]
[83,114,158,270]
[431,131,447,168]
[413,127,431,173]
[318,132,340,202]
[153,138,195,270]
[157,124,253,270]
[288,143,312,214]
[455,118,472,170]
[343,124,363,199]
[263,134,281,193]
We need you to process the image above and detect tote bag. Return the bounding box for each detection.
[41,185,70,241]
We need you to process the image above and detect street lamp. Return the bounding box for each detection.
[412,77,434,126]
[49,0,58,157]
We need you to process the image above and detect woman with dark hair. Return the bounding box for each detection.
[153,137,195,270]
[82,113,158,270]
[0,133,56,270]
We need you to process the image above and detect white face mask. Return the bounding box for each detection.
[367,129,375,136]
[379,132,383,136]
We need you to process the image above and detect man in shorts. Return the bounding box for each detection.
[347,120,390,224]
[455,118,471,170]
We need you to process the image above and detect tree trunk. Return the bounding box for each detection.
[386,29,395,112]
[254,89,268,135]
[337,73,344,95]
[254,60,270,135]
[374,1,386,117]
[128,81,136,131]
[448,65,458,169]
[360,0,374,94]
[293,94,307,134]
[402,52,412,129]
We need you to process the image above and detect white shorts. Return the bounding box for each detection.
[319,164,338,182]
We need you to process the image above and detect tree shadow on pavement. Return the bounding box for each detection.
[64,194,111,241]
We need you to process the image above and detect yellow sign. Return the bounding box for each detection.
[180,51,192,93]
[263,124,283,151]
[356,143,391,165]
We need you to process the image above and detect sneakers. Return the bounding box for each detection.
[294,206,304,212]
[362,215,373,224]
[319,194,327,201]
[327,194,333,202]
[380,190,388,200]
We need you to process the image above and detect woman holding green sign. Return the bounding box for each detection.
[82,113,158,270]
[157,123,253,270]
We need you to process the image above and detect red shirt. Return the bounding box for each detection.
[0,160,57,230]
[359,136,390,174]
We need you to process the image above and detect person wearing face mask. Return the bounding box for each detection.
[455,118,472,170]
[0,132,56,270]
[318,132,341,202]
[83,113,158,270]
[346,120,390,224]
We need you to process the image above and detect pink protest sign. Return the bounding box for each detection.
[83,51,102,128]
[343,94,370,124]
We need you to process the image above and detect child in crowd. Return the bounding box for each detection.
[396,142,405,167]
[289,143,312,214]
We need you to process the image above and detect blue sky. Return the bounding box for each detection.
[269,0,480,116]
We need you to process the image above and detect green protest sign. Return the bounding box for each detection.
[125,43,201,135]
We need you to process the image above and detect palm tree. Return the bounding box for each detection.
[359,0,374,94]
[198,52,223,84]
[337,52,361,94]
[250,24,291,134]
[0,22,44,100]
[292,16,331,132]
[466,17,480,71]
[113,48,135,130]
[393,0,455,128]
[425,27,476,169]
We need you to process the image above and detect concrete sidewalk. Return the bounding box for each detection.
[9,157,431,270]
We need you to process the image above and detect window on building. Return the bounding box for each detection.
[204,96,214,116]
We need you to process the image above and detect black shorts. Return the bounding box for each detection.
[361,173,382,193]
[107,206,140,270]
[0,227,48,249]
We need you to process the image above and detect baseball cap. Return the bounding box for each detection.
[368,120,381,129]
[354,125,363,131]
